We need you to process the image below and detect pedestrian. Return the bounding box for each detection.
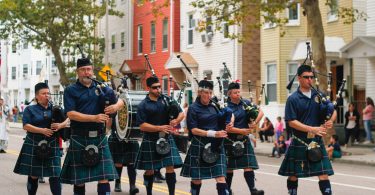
[362,97,374,144]
[135,75,184,195]
[107,99,140,194]
[325,135,342,160]
[181,80,230,195]
[275,116,284,140]
[279,65,336,195]
[258,117,274,142]
[224,82,264,195]
[60,56,120,194]
[0,96,9,153]
[13,82,69,195]
[20,101,25,118]
[344,102,360,147]
[12,105,19,122]
[181,102,189,135]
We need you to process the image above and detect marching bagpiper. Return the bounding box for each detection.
[224,82,264,195]
[135,75,184,195]
[14,82,69,195]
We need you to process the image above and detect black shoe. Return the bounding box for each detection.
[251,188,264,195]
[129,185,139,195]
[114,180,122,192]
[38,177,45,183]
[0,149,6,153]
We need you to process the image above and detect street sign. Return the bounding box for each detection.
[98,65,114,81]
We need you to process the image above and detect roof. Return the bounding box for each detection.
[340,36,375,58]
[122,59,147,74]
[165,52,199,70]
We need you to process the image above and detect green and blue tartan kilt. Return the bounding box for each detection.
[13,133,62,177]
[278,137,334,178]
[60,134,118,185]
[180,136,227,180]
[135,133,183,170]
[108,133,139,165]
[224,137,259,170]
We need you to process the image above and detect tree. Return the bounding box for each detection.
[0,0,122,87]
[190,0,366,92]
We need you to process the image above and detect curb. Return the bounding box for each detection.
[254,151,375,167]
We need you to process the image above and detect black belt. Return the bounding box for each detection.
[71,128,105,137]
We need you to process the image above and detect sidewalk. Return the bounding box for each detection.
[253,140,375,166]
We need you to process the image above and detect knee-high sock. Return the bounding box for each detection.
[97,183,110,195]
[191,182,202,195]
[226,172,234,189]
[244,171,256,191]
[127,164,137,186]
[216,183,229,195]
[319,180,332,195]
[287,179,298,195]
[73,185,85,195]
[115,166,123,183]
[27,176,38,195]
[166,172,176,195]
[144,174,154,195]
[49,177,61,195]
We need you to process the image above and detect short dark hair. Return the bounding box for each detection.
[332,134,339,141]
[297,65,312,76]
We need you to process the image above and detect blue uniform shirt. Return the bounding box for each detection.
[64,80,113,130]
[187,98,219,132]
[22,103,52,129]
[285,87,322,137]
[227,99,252,129]
[136,95,181,127]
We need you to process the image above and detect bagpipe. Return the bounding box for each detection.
[50,91,71,141]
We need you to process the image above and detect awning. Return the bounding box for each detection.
[165,52,199,70]
[291,37,346,60]
[121,59,147,74]
[340,36,375,58]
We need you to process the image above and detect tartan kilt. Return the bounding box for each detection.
[180,136,227,180]
[135,132,183,170]
[224,136,259,170]
[60,134,118,185]
[13,133,62,177]
[108,133,139,165]
[278,137,334,178]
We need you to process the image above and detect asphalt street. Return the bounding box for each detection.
[1,130,375,195]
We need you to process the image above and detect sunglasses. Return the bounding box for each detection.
[302,75,315,79]
[151,85,161,90]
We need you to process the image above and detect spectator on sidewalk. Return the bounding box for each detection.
[344,102,360,147]
[362,97,374,144]
[275,116,284,140]
[269,135,286,158]
[0,96,9,153]
[259,117,274,142]
[326,135,342,160]
[12,105,19,122]
[20,101,25,118]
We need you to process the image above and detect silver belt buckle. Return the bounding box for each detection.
[89,131,98,138]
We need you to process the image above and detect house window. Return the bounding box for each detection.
[220,69,230,95]
[121,32,125,48]
[287,2,300,25]
[288,63,299,93]
[138,25,143,54]
[188,14,194,45]
[206,16,213,33]
[135,79,142,91]
[162,76,168,94]
[36,61,42,75]
[11,67,16,80]
[23,64,28,74]
[162,19,168,50]
[222,22,229,39]
[111,34,116,50]
[12,42,16,53]
[267,64,277,102]
[23,41,28,49]
[327,0,338,22]
[151,22,156,52]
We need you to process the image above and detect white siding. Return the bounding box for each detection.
[353,58,367,89]
[367,0,375,35]
[366,58,375,98]
[353,0,367,38]
[180,0,242,97]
